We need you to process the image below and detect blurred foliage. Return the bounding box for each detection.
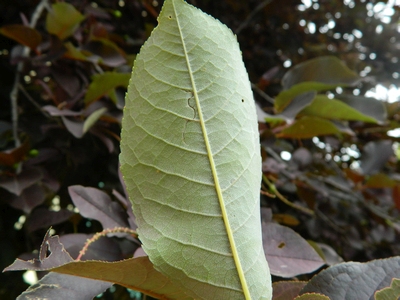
[1,0,400,299]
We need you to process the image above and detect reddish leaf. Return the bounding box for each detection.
[262,222,325,277]
[300,257,400,299]
[0,138,30,167]
[365,173,395,189]
[392,184,400,210]
[0,24,42,49]
[68,185,129,230]
[272,281,307,300]
[4,231,192,300]
[4,229,73,271]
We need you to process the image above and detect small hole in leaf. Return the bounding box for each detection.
[241,99,244,103]
[168,15,172,19]
[278,242,285,248]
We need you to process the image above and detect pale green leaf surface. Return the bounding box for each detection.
[120,0,271,299]
[83,107,107,133]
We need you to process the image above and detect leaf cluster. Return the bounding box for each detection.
[1,0,400,300]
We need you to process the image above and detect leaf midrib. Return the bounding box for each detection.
[172,1,251,298]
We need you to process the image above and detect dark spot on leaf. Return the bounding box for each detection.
[241,99,244,103]
[278,242,285,248]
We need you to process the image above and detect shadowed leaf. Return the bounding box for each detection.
[282,56,360,90]
[16,272,112,300]
[0,24,42,49]
[68,185,129,230]
[0,168,42,195]
[262,222,325,277]
[300,257,400,300]
[360,140,393,175]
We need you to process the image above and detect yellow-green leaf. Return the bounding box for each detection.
[277,116,342,139]
[84,72,131,105]
[46,2,85,40]
[299,95,378,123]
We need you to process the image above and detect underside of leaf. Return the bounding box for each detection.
[120,0,271,299]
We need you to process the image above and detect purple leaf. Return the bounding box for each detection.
[61,117,84,138]
[59,233,123,261]
[300,257,400,300]
[68,185,129,230]
[4,229,73,271]
[0,168,42,195]
[26,208,74,232]
[17,272,112,300]
[112,188,136,230]
[262,222,325,277]
[8,184,46,214]
[42,105,82,117]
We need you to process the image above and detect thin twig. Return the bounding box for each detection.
[251,83,275,104]
[263,175,315,216]
[235,0,274,35]
[76,227,138,261]
[18,84,51,118]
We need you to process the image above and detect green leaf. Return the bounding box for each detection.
[275,82,336,113]
[294,293,330,300]
[0,24,42,49]
[83,107,107,134]
[277,116,342,139]
[375,278,400,300]
[299,95,378,123]
[46,2,85,40]
[119,0,271,299]
[282,56,360,90]
[337,95,387,124]
[84,72,131,105]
